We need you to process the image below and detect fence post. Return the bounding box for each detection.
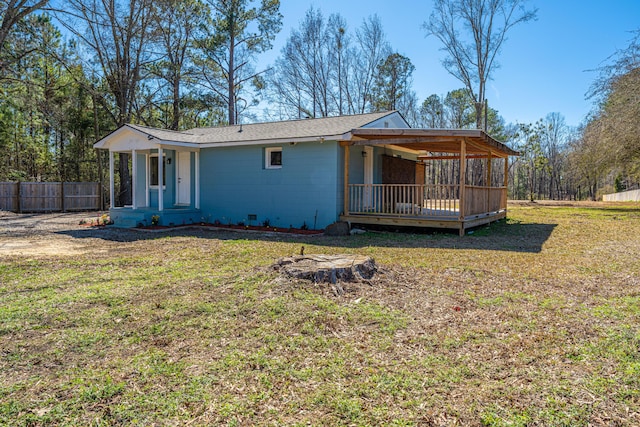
[17,181,22,213]
[61,182,65,212]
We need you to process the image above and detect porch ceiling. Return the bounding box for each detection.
[346,128,519,158]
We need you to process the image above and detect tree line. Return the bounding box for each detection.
[0,0,638,202]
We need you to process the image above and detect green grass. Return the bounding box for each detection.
[1,202,640,425]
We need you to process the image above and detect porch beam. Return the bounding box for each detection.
[158,147,164,212]
[419,154,486,160]
[195,151,200,209]
[131,149,137,209]
[109,150,115,209]
[350,137,446,146]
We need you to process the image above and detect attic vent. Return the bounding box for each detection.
[384,121,389,128]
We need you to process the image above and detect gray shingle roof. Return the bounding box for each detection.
[126,111,397,145]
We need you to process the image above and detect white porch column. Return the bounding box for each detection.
[145,154,150,208]
[158,147,164,212]
[109,150,115,209]
[195,151,200,209]
[131,149,137,209]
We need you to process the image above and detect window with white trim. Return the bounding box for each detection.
[265,147,282,169]
[150,154,167,187]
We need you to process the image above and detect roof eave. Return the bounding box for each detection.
[197,134,347,148]
[347,128,519,157]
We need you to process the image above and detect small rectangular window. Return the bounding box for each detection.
[150,155,167,187]
[265,147,282,169]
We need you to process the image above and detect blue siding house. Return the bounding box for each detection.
[94,111,518,234]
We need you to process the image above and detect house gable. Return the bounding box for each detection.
[94,126,162,152]
[361,111,410,130]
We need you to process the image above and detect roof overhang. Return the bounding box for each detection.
[94,125,200,151]
[344,128,519,158]
[198,133,346,148]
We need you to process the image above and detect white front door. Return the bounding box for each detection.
[363,146,373,207]
[177,152,191,205]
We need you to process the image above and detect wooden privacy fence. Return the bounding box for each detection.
[0,182,101,213]
[603,189,640,202]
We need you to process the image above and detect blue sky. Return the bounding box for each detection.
[259,0,640,128]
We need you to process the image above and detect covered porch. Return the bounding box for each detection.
[106,147,201,227]
[95,125,202,228]
[340,129,518,236]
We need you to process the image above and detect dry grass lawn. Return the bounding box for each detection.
[1,202,639,426]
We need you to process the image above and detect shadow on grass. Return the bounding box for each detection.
[57,218,556,253]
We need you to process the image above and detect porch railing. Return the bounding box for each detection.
[347,184,507,218]
[347,184,460,217]
[464,186,507,216]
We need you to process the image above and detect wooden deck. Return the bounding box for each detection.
[341,184,507,235]
[340,128,518,235]
[340,210,506,234]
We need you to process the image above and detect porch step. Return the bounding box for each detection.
[112,217,139,228]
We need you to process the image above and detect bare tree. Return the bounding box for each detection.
[0,0,49,75]
[327,13,348,116]
[266,11,391,119]
[539,112,571,199]
[350,15,390,114]
[266,8,355,119]
[57,0,155,205]
[423,0,536,129]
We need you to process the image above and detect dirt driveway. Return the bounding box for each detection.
[0,211,137,257]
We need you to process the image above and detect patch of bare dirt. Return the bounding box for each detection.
[0,211,112,257]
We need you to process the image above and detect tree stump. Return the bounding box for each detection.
[272,254,377,284]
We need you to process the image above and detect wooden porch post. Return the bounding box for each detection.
[504,156,509,212]
[158,147,164,212]
[486,150,492,213]
[503,156,509,188]
[109,150,115,209]
[344,143,350,216]
[459,139,466,236]
[486,151,492,186]
[131,149,137,209]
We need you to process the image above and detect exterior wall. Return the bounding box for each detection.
[134,152,147,208]
[199,141,340,230]
[348,146,366,185]
[347,145,418,185]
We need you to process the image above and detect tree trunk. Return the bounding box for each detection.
[475,101,483,129]
[118,153,131,206]
[171,75,180,130]
[228,30,235,125]
[272,254,377,284]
